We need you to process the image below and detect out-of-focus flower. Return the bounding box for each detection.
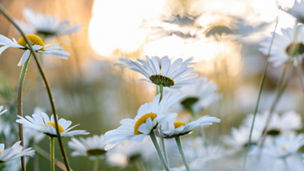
[0,141,34,163]
[248,134,304,171]
[256,134,304,158]
[171,77,220,113]
[104,93,182,144]
[16,8,80,38]
[0,34,70,66]
[0,106,7,115]
[259,25,304,67]
[68,134,112,159]
[16,111,89,137]
[106,139,155,167]
[116,56,197,88]
[159,116,220,138]
[281,0,304,24]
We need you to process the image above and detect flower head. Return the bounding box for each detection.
[16,111,89,137]
[104,93,182,144]
[159,116,220,138]
[16,8,80,38]
[0,141,34,163]
[0,105,7,116]
[251,134,304,159]
[172,77,220,113]
[68,134,112,159]
[259,25,304,67]
[281,0,304,24]
[0,34,70,66]
[117,56,197,88]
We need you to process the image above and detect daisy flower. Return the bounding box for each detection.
[0,33,69,66]
[68,134,112,159]
[117,56,197,88]
[16,8,80,38]
[16,111,89,137]
[0,141,34,163]
[0,105,7,115]
[104,93,182,144]
[106,139,155,167]
[281,0,304,24]
[172,77,220,113]
[259,25,304,67]
[160,116,220,138]
[260,134,304,158]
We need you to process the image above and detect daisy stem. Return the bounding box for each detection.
[0,6,72,171]
[295,63,304,97]
[159,137,169,165]
[93,158,99,171]
[175,136,190,171]
[159,84,164,102]
[16,57,30,171]
[242,17,278,171]
[150,131,170,171]
[50,137,55,171]
[260,61,293,146]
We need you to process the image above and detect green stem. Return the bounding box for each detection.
[0,6,71,171]
[175,136,190,171]
[93,158,99,171]
[260,61,293,146]
[16,57,30,171]
[150,131,170,171]
[50,137,55,171]
[159,137,169,165]
[159,84,163,102]
[242,17,279,171]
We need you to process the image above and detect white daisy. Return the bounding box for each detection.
[106,139,155,167]
[0,141,34,163]
[0,106,7,115]
[172,77,220,113]
[259,25,304,67]
[16,111,89,137]
[117,56,198,88]
[104,93,182,144]
[68,134,112,159]
[16,8,80,38]
[225,111,302,149]
[259,134,304,158]
[243,111,302,137]
[0,33,69,66]
[281,0,304,24]
[160,116,221,138]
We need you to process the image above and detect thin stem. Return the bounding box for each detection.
[16,57,30,171]
[175,136,190,171]
[159,84,163,102]
[159,137,169,165]
[50,137,55,171]
[0,6,71,171]
[242,17,279,170]
[259,61,293,146]
[34,145,67,171]
[150,131,170,171]
[295,64,304,97]
[93,158,99,171]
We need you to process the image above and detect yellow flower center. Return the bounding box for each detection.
[0,151,2,155]
[47,122,65,133]
[281,146,287,151]
[17,34,45,50]
[174,122,186,128]
[134,113,157,135]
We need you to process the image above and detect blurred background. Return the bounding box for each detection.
[0,0,303,170]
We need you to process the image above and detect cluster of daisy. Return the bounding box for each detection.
[0,7,84,170]
[100,56,222,170]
